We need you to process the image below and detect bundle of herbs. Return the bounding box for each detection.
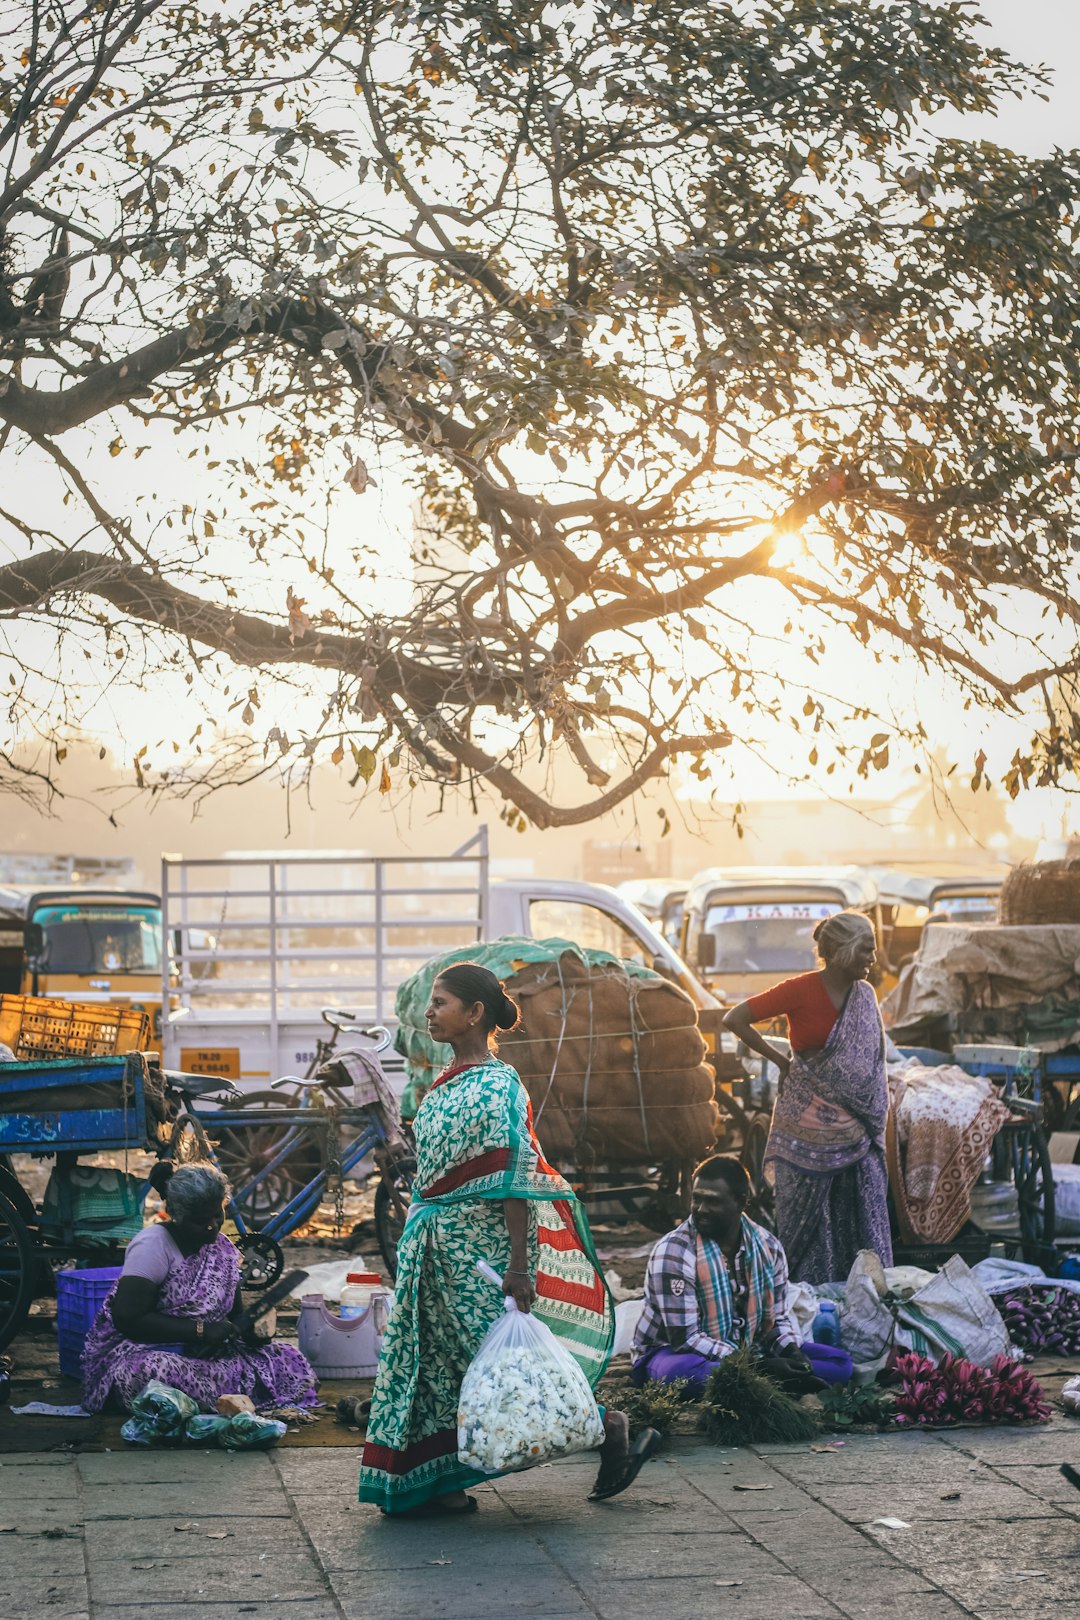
[819,1381,898,1431]
[619,1376,696,1439]
[698,1354,820,1446]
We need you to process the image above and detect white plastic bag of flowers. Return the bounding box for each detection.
[457,1262,604,1474]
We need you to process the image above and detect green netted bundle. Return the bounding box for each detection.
[698,1355,820,1446]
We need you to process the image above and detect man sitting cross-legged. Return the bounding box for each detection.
[631,1155,852,1397]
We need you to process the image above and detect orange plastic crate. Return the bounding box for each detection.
[0,994,151,1060]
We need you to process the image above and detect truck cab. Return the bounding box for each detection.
[21,888,166,1019]
[615,879,690,950]
[487,878,717,1013]
[681,866,880,1005]
[869,869,1002,983]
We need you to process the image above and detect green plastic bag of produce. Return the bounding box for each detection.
[183,1413,231,1444]
[218,1411,287,1449]
[120,1379,199,1446]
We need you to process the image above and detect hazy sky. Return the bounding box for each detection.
[8,2,1080,851]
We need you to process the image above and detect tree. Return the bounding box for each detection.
[1,0,1078,827]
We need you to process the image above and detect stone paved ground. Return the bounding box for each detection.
[2,1425,1080,1620]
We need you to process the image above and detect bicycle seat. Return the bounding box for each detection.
[159,1069,242,1101]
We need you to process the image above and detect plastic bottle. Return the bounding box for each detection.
[811,1300,842,1348]
[339,1271,385,1319]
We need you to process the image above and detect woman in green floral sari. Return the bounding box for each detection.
[358,962,659,1516]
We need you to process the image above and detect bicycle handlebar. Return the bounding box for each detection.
[321,1007,360,1030]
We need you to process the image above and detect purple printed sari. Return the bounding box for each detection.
[764,980,892,1284]
[82,1231,316,1413]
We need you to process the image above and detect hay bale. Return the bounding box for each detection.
[999,860,1080,926]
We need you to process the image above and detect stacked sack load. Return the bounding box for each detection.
[395,935,719,1166]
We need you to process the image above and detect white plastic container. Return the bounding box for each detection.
[339,1271,385,1319]
[298,1289,391,1378]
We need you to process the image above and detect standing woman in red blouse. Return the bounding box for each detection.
[722,912,892,1284]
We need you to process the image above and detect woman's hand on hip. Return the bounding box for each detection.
[771,1050,792,1090]
[503,1269,536,1314]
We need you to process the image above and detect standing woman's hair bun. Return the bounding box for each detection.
[435,961,520,1039]
[496,991,520,1032]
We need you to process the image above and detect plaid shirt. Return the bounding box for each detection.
[632,1216,800,1363]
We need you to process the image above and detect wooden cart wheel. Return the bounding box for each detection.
[210,1092,320,1221]
[0,1190,34,1354]
[1009,1119,1056,1268]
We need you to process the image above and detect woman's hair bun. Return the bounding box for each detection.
[148,1161,175,1196]
[496,991,520,1032]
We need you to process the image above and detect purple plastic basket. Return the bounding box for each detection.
[56,1266,122,1379]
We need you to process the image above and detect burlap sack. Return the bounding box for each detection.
[500,952,718,1165]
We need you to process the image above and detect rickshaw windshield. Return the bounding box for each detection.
[33,904,163,974]
[702,901,840,975]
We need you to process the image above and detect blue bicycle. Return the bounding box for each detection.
[162,1024,414,1288]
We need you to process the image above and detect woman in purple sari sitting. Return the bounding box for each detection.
[82,1163,316,1413]
[723,912,892,1285]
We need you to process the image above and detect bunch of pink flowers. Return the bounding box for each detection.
[892,1351,1051,1427]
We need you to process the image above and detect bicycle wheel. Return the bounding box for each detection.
[0,1190,35,1354]
[374,1158,415,1280]
[211,1093,320,1220]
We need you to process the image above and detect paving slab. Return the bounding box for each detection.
[94,1605,342,1620]
[78,1481,292,1519]
[534,1524,788,1581]
[766,1445,995,1487]
[87,1550,330,1603]
[990,1463,1080,1505]
[327,1565,594,1619]
[807,1478,1063,1522]
[831,1598,974,1620]
[5,1420,1080,1619]
[0,1573,91,1615]
[861,1515,1080,1567]
[77,1451,275,1485]
[578,1572,843,1620]
[0,1459,82,1499]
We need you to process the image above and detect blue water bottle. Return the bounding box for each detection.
[811,1300,842,1348]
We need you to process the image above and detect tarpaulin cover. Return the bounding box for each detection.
[395,936,718,1164]
[882,924,1080,1049]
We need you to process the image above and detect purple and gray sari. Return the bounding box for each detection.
[81,1232,317,1413]
[764,979,892,1284]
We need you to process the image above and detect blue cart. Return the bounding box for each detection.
[0,1052,172,1353]
[0,1037,414,1353]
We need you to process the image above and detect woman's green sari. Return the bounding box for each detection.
[358,1057,614,1513]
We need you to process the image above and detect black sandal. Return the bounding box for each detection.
[588,1427,662,1502]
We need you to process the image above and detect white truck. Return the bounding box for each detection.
[160,830,721,1087]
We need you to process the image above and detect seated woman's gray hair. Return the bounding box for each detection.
[165,1163,230,1219]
